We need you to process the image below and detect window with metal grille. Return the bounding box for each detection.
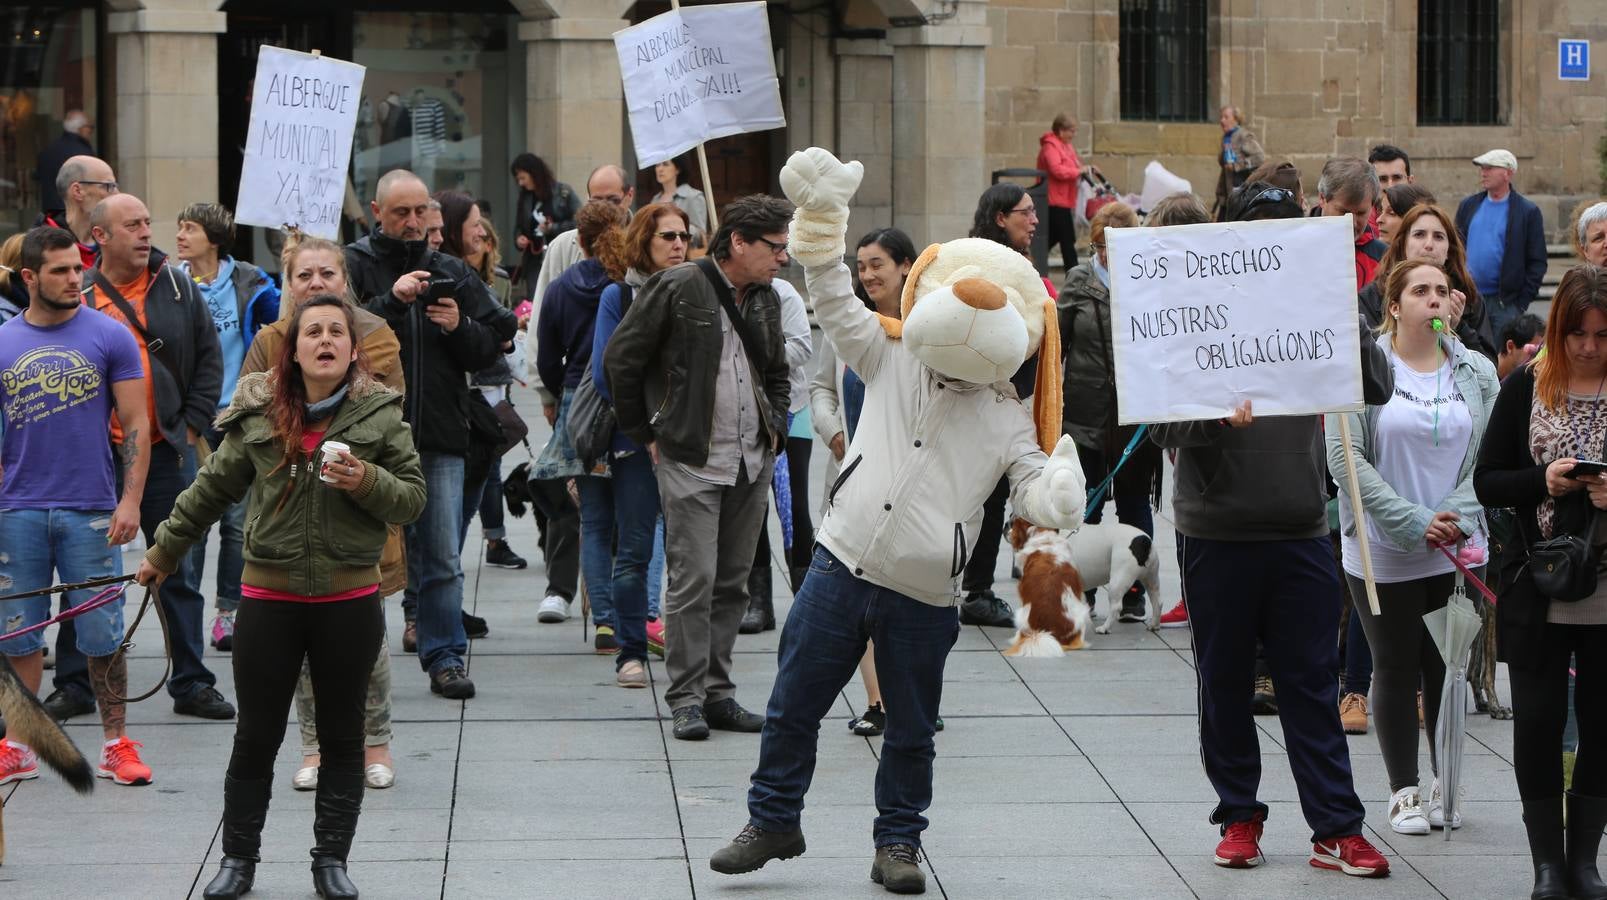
[1119,0,1209,122]
[1418,0,1502,125]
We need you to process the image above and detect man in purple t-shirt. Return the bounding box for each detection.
[0,226,154,787]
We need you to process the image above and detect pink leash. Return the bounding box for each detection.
[2,583,130,641]
[1434,544,1498,605]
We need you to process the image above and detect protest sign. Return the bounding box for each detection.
[236,47,365,240]
[1108,215,1362,424]
[614,1,786,168]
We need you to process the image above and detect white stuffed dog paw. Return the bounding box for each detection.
[1032,436,1088,532]
[780,147,864,213]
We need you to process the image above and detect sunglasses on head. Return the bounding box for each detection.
[1246,187,1294,210]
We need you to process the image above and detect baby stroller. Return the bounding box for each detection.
[1076,168,1123,228]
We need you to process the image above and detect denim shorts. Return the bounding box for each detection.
[0,508,125,657]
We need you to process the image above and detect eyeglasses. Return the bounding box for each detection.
[1006,205,1037,218]
[76,180,118,193]
[590,193,627,207]
[751,236,789,258]
[656,230,692,243]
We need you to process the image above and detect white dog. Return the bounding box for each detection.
[1065,520,1167,633]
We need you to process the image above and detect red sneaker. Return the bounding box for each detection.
[0,738,40,785]
[97,736,153,786]
[1310,834,1390,877]
[646,618,665,658]
[1214,813,1265,868]
[1158,599,1188,628]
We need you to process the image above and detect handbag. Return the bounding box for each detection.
[491,397,528,457]
[1529,509,1600,603]
[566,368,614,471]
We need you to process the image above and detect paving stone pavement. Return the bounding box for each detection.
[0,384,1530,899]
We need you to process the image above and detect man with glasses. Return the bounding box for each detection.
[604,195,794,741]
[527,164,639,626]
[40,155,118,269]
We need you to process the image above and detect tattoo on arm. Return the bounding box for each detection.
[120,430,140,496]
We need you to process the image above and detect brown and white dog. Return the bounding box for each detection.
[1004,518,1093,657]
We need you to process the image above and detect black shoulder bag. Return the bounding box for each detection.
[566,284,635,470]
[91,269,185,386]
[1530,497,1600,603]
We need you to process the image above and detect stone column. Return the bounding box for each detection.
[515,1,632,191]
[887,2,990,245]
[835,38,895,248]
[106,1,227,234]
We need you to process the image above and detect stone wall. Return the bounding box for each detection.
[983,0,1607,240]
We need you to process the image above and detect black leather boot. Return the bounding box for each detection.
[1568,791,1607,900]
[789,565,809,596]
[310,770,364,899]
[739,561,775,634]
[1524,796,1571,900]
[203,775,272,899]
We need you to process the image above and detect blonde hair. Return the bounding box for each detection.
[279,231,355,319]
[1376,259,1447,337]
[0,233,23,295]
[1090,201,1139,250]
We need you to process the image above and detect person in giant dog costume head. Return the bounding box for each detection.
[709,148,1086,893]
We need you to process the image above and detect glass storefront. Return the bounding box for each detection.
[0,5,97,234]
[349,11,519,215]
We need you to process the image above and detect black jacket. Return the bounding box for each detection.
[1473,364,1595,671]
[514,182,580,273]
[1358,280,1498,363]
[83,249,224,447]
[36,130,94,215]
[346,228,518,455]
[1151,315,1395,541]
[603,258,790,468]
[1454,188,1549,314]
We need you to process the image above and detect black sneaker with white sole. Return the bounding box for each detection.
[1118,591,1147,623]
[958,591,1013,627]
[484,539,527,569]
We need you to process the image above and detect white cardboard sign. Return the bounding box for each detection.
[236,47,365,240]
[614,2,786,167]
[1108,215,1363,424]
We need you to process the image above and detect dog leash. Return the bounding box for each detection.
[1084,425,1149,519]
[0,574,171,703]
[0,581,132,641]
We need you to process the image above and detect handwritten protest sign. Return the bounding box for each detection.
[614,2,785,167]
[1108,215,1362,424]
[236,47,365,240]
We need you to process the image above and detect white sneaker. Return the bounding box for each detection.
[537,593,570,623]
[292,764,319,791]
[1389,785,1431,835]
[1426,778,1463,830]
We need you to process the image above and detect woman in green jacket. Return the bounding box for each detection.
[136,295,427,900]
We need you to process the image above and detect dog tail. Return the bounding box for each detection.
[1003,630,1067,658]
[0,658,94,794]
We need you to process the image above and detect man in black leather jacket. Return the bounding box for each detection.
[345,169,517,700]
[604,194,792,741]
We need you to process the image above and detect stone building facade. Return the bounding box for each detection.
[3,0,1602,258]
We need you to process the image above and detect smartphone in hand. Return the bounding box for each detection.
[1567,460,1607,480]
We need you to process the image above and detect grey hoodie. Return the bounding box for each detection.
[1151,315,1395,541]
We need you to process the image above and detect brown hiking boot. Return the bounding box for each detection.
[871,844,926,894]
[709,824,806,874]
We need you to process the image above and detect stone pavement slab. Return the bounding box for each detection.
[0,382,1528,898]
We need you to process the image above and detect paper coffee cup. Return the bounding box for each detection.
[319,440,351,483]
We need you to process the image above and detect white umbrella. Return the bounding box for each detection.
[1424,548,1487,841]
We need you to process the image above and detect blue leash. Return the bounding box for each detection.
[1084,424,1150,519]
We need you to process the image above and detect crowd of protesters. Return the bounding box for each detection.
[0,107,1602,898]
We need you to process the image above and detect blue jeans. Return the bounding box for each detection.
[748,547,959,848]
[58,440,215,700]
[407,451,468,675]
[189,425,246,613]
[0,509,124,658]
[575,451,659,665]
[458,456,507,550]
[648,516,664,620]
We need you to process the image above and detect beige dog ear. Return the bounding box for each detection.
[901,242,943,321]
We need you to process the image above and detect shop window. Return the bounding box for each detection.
[1119,0,1209,122]
[350,12,516,208]
[0,5,97,233]
[1417,0,1502,125]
